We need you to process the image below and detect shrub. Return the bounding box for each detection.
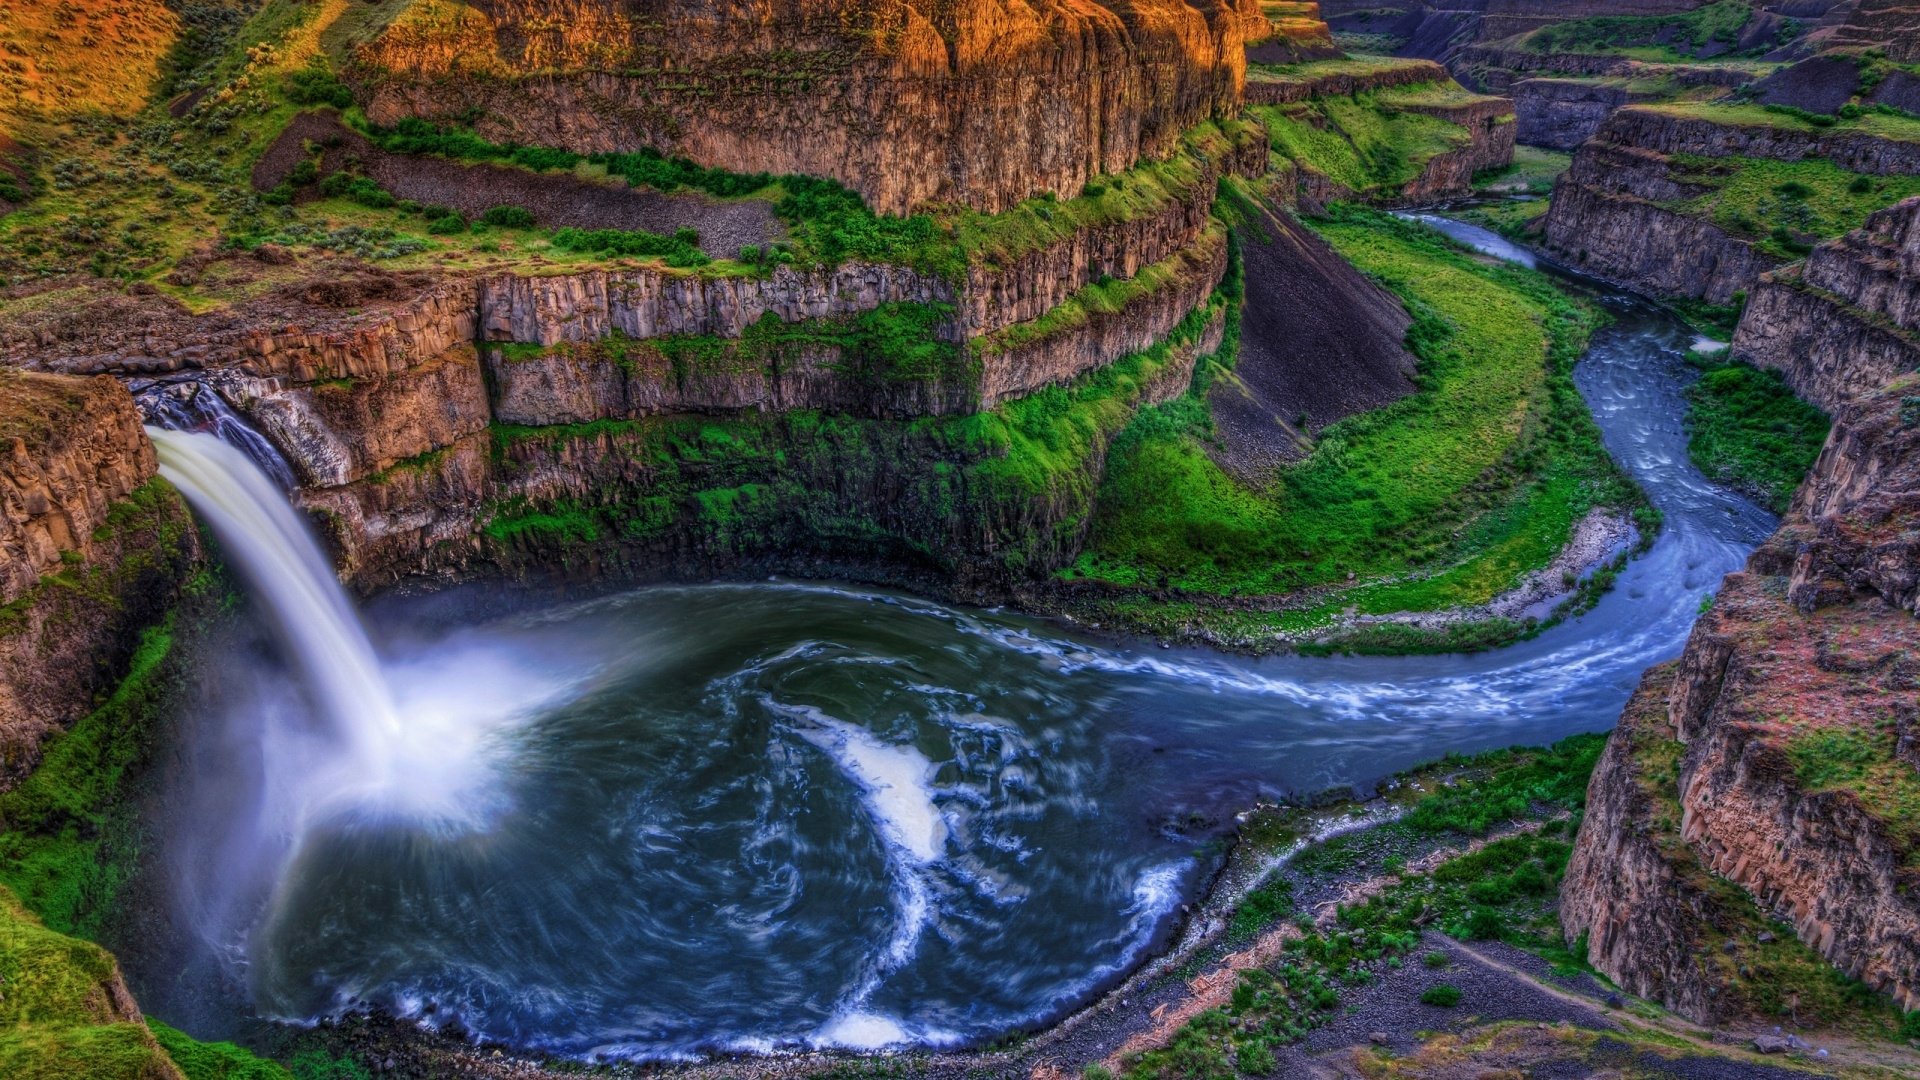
[1850,174,1875,194]
[317,173,394,210]
[1236,1040,1276,1074]
[478,205,535,228]
[551,225,710,267]
[1773,180,1813,199]
[1420,984,1462,1007]
[426,214,467,235]
[283,67,352,109]
[288,159,318,187]
[1422,950,1449,969]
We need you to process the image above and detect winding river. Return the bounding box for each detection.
[134,217,1777,1062]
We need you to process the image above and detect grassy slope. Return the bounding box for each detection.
[1067,209,1637,638]
[1253,91,1469,197]
[1683,361,1829,514]
[1120,727,1915,1080]
[1665,153,1920,260]
[0,885,182,1080]
[1506,0,1772,63]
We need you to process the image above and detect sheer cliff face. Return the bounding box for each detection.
[1736,197,1920,414]
[0,373,195,785]
[354,0,1265,214]
[1563,203,1920,1021]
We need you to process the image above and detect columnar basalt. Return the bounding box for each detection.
[352,0,1266,216]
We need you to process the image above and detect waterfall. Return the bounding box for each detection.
[138,381,299,491]
[149,428,555,839]
[149,430,402,758]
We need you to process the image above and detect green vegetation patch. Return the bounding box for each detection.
[1254,93,1469,198]
[483,296,1225,579]
[1683,361,1828,513]
[0,885,179,1080]
[1787,727,1920,863]
[1513,1,1766,62]
[1664,153,1920,260]
[1125,735,1609,1080]
[1069,208,1636,630]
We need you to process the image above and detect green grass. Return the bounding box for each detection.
[1069,207,1636,622]
[1246,55,1425,85]
[1511,1,1764,61]
[1787,727,1920,863]
[1639,100,1920,144]
[0,885,181,1080]
[1683,362,1828,513]
[1254,94,1468,197]
[150,1023,294,1080]
[1664,154,1920,260]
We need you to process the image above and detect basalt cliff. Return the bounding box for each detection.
[353,0,1266,215]
[1563,198,1920,1023]
[1542,105,1920,304]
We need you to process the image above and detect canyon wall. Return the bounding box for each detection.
[1534,106,1919,303]
[1734,197,1920,412]
[352,0,1266,215]
[0,371,195,786]
[1511,78,1655,150]
[1563,203,1920,1021]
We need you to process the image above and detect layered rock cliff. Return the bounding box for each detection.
[1539,105,1920,303]
[1735,197,1920,412]
[351,0,1266,215]
[1255,73,1515,207]
[0,371,195,785]
[1563,204,1920,1021]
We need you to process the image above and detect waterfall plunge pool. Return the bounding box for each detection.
[128,218,1775,1063]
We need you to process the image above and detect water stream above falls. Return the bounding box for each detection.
[136,217,1779,1062]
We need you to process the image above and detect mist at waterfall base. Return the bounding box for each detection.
[135,217,1776,1062]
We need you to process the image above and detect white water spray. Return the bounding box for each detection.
[150,428,534,830]
[151,429,401,745]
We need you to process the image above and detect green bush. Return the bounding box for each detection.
[551,225,709,267]
[1684,362,1828,513]
[425,213,467,235]
[316,173,393,210]
[478,205,535,228]
[1422,950,1449,969]
[282,68,352,110]
[1419,984,1462,1007]
[1236,1040,1276,1074]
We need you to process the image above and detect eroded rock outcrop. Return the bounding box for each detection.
[1511,77,1654,150]
[1534,105,1920,302]
[353,0,1265,215]
[1564,222,1920,1018]
[0,371,194,785]
[1735,197,1920,413]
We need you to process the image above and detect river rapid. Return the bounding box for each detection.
[132,217,1777,1063]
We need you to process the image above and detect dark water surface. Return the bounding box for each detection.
[138,218,1776,1061]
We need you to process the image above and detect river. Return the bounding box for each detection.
[133,216,1777,1063]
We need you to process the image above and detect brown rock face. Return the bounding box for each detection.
[0,371,196,785]
[1563,377,1920,1018]
[1734,197,1920,414]
[0,372,155,605]
[353,0,1265,215]
[1540,108,1829,304]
